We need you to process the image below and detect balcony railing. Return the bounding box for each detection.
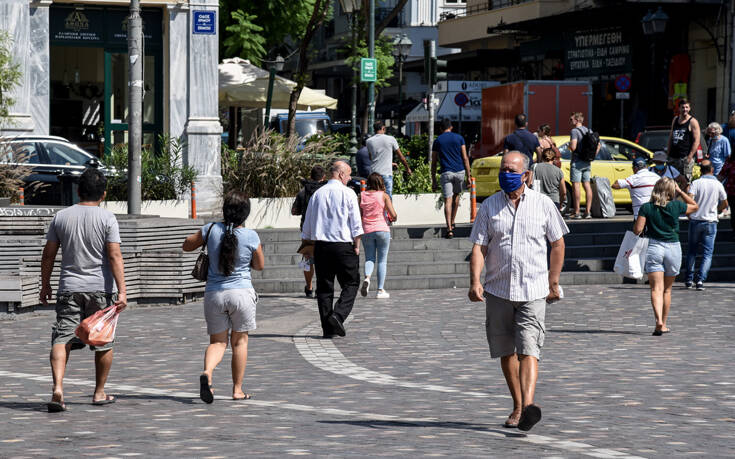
[440,0,533,21]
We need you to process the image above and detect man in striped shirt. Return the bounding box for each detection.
[468,151,569,432]
[612,157,660,218]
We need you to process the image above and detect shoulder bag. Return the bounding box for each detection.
[191,224,213,281]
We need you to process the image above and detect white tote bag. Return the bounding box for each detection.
[613,231,649,279]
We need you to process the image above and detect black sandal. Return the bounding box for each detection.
[199,374,214,404]
[445,229,454,239]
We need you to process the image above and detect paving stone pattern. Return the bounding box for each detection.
[0,284,733,457]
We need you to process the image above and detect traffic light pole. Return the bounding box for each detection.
[127,0,142,215]
[427,40,435,159]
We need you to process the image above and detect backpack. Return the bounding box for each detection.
[574,127,599,162]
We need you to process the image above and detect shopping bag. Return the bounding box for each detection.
[75,306,120,347]
[613,231,649,279]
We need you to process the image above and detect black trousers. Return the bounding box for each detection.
[314,241,359,333]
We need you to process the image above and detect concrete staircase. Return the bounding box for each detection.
[252,218,735,293]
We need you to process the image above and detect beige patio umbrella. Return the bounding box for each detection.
[218,57,337,110]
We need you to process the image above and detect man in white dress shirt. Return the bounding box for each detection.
[302,161,364,338]
[468,151,569,432]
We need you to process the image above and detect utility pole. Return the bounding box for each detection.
[127,0,142,215]
[367,0,375,134]
[349,13,358,163]
[427,40,435,159]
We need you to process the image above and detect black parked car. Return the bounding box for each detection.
[0,135,107,205]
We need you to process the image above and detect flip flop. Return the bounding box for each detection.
[233,393,252,401]
[445,231,454,239]
[503,416,519,428]
[92,395,116,406]
[47,401,66,413]
[518,404,542,432]
[199,374,214,404]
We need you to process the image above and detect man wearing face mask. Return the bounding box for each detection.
[468,151,569,432]
[649,151,680,179]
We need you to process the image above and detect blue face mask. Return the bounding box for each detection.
[654,163,666,171]
[498,171,525,193]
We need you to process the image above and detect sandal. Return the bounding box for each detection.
[92,395,116,406]
[47,400,67,413]
[445,230,454,239]
[233,393,252,401]
[199,374,214,404]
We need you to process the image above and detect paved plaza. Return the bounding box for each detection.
[0,284,734,458]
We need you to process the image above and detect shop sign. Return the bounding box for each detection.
[51,8,104,44]
[564,28,631,78]
[193,11,217,35]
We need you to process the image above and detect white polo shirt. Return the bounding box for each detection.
[689,175,727,222]
[617,169,660,217]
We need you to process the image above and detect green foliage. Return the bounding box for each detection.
[343,35,395,89]
[0,31,22,124]
[221,130,340,198]
[0,143,35,202]
[397,134,431,163]
[303,132,352,156]
[223,10,267,65]
[393,157,439,196]
[105,136,198,201]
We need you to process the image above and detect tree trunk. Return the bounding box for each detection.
[375,0,409,36]
[287,0,330,138]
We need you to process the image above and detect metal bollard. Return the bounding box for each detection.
[18,187,24,206]
[360,179,366,192]
[191,182,197,219]
[470,177,476,222]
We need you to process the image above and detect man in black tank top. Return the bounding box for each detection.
[667,99,700,181]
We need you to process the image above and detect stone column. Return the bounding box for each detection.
[29,0,52,135]
[184,0,222,216]
[0,0,34,134]
[167,4,188,142]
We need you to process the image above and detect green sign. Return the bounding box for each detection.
[360,58,377,82]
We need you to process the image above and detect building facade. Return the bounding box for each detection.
[438,0,732,139]
[1,0,222,214]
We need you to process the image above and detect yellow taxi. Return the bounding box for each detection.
[472,136,658,206]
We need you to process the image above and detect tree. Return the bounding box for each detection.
[286,0,332,137]
[0,31,21,127]
[222,10,267,65]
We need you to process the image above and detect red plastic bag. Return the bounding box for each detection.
[75,306,120,347]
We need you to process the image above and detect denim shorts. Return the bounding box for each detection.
[644,239,682,277]
[203,288,258,335]
[440,171,465,198]
[570,160,591,183]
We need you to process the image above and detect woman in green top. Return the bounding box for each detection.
[633,178,698,336]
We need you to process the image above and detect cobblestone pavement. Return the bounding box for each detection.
[1,283,734,458]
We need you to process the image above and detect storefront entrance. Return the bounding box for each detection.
[49,5,162,156]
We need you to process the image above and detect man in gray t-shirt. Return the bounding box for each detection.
[366,121,412,197]
[40,168,127,413]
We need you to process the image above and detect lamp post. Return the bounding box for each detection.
[339,0,361,160]
[263,54,284,131]
[641,7,669,122]
[392,33,412,135]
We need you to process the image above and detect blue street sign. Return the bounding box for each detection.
[193,11,216,35]
[615,75,631,92]
[454,92,469,107]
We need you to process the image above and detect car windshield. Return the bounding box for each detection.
[45,142,92,166]
[2,142,42,164]
[281,119,330,139]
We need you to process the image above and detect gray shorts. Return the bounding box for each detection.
[484,293,546,359]
[51,292,118,351]
[440,171,465,198]
[203,288,258,335]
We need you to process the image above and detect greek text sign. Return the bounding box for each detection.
[360,58,377,82]
[564,28,631,77]
[193,11,216,35]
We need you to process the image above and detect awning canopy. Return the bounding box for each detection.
[218,57,338,110]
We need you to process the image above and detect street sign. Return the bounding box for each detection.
[360,58,377,82]
[614,75,631,92]
[454,92,469,107]
[616,92,630,100]
[192,11,216,35]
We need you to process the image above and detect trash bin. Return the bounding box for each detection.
[58,171,80,206]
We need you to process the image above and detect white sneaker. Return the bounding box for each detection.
[376,289,390,299]
[360,278,370,297]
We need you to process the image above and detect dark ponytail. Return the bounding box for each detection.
[219,191,251,276]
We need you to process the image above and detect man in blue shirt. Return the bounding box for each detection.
[431,118,471,238]
[503,114,542,165]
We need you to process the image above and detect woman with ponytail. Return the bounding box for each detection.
[183,191,264,403]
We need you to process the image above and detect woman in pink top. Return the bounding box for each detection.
[360,173,398,299]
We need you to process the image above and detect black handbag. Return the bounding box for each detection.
[191,224,212,281]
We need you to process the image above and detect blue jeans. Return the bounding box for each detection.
[686,220,717,283]
[362,231,391,290]
[381,175,393,198]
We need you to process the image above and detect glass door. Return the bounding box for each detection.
[103,48,162,155]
